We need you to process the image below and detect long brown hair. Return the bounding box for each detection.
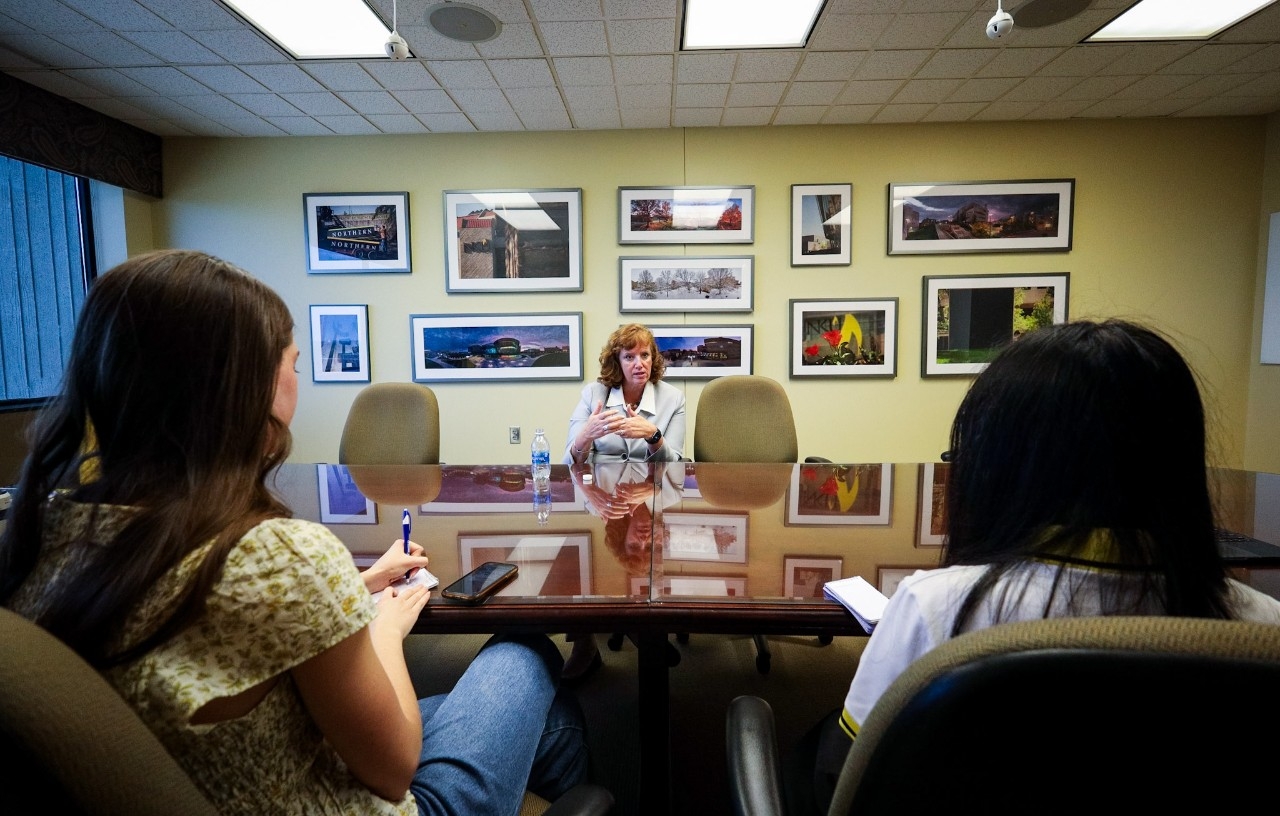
[0,250,295,666]
[597,323,666,388]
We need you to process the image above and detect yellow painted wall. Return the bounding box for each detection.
[1246,111,1280,474]
[153,116,1269,467]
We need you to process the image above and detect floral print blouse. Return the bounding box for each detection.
[9,498,416,816]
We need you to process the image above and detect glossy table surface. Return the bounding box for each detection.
[275,461,1280,632]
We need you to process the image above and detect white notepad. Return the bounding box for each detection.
[822,575,890,634]
[371,567,440,602]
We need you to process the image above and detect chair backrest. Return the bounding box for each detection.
[339,382,441,465]
[693,375,798,463]
[0,606,220,816]
[829,615,1280,815]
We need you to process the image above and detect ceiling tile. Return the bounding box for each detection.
[613,55,673,84]
[946,76,1022,102]
[59,0,170,31]
[922,101,988,121]
[314,115,380,135]
[119,65,209,95]
[617,83,670,107]
[416,112,477,131]
[469,108,526,130]
[677,52,736,83]
[721,107,774,126]
[554,56,614,85]
[977,47,1064,78]
[604,0,677,19]
[673,108,722,127]
[915,48,996,79]
[262,116,335,136]
[570,107,622,128]
[367,114,429,133]
[337,90,407,114]
[529,0,605,22]
[1001,75,1083,102]
[391,89,460,113]
[607,18,676,54]
[675,83,728,107]
[875,12,968,49]
[224,93,303,116]
[735,52,802,82]
[727,82,787,106]
[619,107,670,128]
[784,81,844,105]
[363,61,441,91]
[121,31,224,64]
[539,21,609,56]
[181,65,268,93]
[303,63,382,92]
[563,84,618,109]
[282,92,356,115]
[241,64,328,93]
[873,103,935,123]
[1,33,103,68]
[820,105,879,124]
[55,31,160,65]
[428,60,498,89]
[488,58,556,87]
[477,24,544,59]
[809,14,894,50]
[454,88,514,111]
[796,51,866,81]
[892,78,963,103]
[836,79,903,105]
[192,29,282,63]
[855,50,932,80]
[774,106,827,125]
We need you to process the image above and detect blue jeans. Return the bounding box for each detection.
[410,633,589,816]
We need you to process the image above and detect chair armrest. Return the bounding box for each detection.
[541,783,615,816]
[803,456,833,464]
[726,695,785,816]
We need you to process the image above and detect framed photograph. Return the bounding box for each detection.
[786,462,893,526]
[442,188,582,293]
[619,185,754,244]
[791,183,851,266]
[784,555,843,599]
[682,461,700,498]
[662,512,748,563]
[650,325,753,379]
[922,273,1069,377]
[878,566,919,598]
[303,192,410,274]
[459,532,593,597]
[309,304,370,383]
[917,462,949,548]
[409,312,583,383]
[421,465,584,514]
[316,465,378,524]
[789,298,898,379]
[888,179,1074,255]
[619,256,754,313]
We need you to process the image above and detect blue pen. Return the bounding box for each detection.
[401,509,413,580]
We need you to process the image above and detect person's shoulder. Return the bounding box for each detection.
[654,379,685,401]
[234,517,349,564]
[1226,579,1280,623]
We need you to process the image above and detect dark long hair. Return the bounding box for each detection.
[942,319,1230,633]
[597,323,667,388]
[0,250,295,666]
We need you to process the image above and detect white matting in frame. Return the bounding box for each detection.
[662,511,748,563]
[888,179,1074,255]
[619,185,754,244]
[922,273,1069,377]
[619,255,754,313]
[303,191,411,274]
[459,532,593,597]
[442,188,582,293]
[650,324,753,379]
[635,575,747,597]
[789,298,897,379]
[792,183,851,266]
[410,312,583,383]
[786,463,893,526]
[309,304,370,383]
[316,464,378,524]
[784,555,843,599]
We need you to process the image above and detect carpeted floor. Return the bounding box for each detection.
[405,630,866,816]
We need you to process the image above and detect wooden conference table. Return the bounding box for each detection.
[277,460,1280,813]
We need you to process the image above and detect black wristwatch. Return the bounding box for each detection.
[645,428,663,445]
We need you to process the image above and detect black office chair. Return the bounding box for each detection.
[726,615,1280,816]
[693,375,832,673]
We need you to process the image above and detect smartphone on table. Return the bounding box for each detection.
[441,561,519,604]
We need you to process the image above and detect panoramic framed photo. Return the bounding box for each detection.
[784,555,843,599]
[791,183,851,266]
[409,312,583,383]
[917,462,949,548]
[650,324,753,379]
[316,464,377,524]
[303,191,410,274]
[442,188,583,293]
[309,304,369,383]
[922,273,1069,377]
[789,298,898,379]
[459,532,593,597]
[635,575,747,598]
[619,185,754,244]
[662,511,748,564]
[887,179,1074,255]
[421,464,584,514]
[619,255,754,313]
[785,462,893,526]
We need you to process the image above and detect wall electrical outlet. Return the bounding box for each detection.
[509,426,521,444]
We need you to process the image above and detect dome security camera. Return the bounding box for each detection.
[986,8,1014,39]
[385,31,409,59]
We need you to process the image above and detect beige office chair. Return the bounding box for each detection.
[693,375,831,672]
[726,615,1280,816]
[339,382,441,465]
[0,607,612,816]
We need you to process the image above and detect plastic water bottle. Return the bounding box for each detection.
[531,427,551,490]
[533,487,552,525]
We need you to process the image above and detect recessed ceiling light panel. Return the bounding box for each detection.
[682,0,826,50]
[223,0,390,59]
[1086,0,1279,42]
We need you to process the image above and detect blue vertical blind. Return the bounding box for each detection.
[0,156,88,402]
